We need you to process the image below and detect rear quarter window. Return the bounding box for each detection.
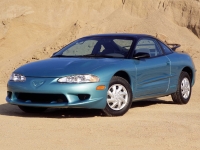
[159,41,173,54]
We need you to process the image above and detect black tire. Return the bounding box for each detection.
[103,76,132,116]
[18,106,47,113]
[171,71,192,104]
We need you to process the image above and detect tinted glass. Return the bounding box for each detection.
[159,41,173,54]
[135,39,163,57]
[63,40,97,56]
[55,37,134,58]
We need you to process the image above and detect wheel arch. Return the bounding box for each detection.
[113,71,131,85]
[182,67,193,82]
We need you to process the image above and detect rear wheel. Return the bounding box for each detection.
[171,71,191,104]
[18,106,47,113]
[103,76,132,116]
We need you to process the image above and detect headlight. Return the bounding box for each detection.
[9,73,26,82]
[58,74,100,83]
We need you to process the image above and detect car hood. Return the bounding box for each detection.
[14,58,122,77]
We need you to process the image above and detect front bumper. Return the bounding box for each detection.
[6,77,108,109]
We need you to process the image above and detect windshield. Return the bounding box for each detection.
[53,37,134,58]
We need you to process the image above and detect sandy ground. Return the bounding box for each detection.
[0,90,200,150]
[0,65,200,149]
[0,0,200,149]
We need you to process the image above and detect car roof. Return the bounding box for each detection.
[83,33,156,40]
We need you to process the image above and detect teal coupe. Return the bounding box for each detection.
[6,34,196,116]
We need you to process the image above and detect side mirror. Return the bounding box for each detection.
[133,52,150,59]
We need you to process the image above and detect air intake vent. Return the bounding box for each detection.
[16,93,68,104]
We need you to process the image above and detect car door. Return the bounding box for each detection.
[133,38,171,97]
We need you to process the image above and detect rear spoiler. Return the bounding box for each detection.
[167,44,181,51]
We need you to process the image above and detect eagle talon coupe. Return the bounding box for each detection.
[6,34,196,116]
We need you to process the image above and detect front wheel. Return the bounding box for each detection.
[171,71,192,104]
[103,76,132,116]
[18,106,47,113]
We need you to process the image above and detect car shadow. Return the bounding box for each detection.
[0,98,174,118]
[0,103,103,118]
[131,98,174,108]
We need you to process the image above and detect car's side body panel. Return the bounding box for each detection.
[133,56,170,97]
[165,52,196,93]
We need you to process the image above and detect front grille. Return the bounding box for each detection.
[16,93,68,104]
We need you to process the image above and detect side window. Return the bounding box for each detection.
[159,41,173,54]
[113,39,133,51]
[135,39,163,57]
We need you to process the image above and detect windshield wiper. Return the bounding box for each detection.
[95,55,115,58]
[52,54,119,58]
[82,54,97,57]
[80,54,115,58]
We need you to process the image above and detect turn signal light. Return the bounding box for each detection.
[96,85,106,90]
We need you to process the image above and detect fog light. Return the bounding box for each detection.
[96,85,106,90]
